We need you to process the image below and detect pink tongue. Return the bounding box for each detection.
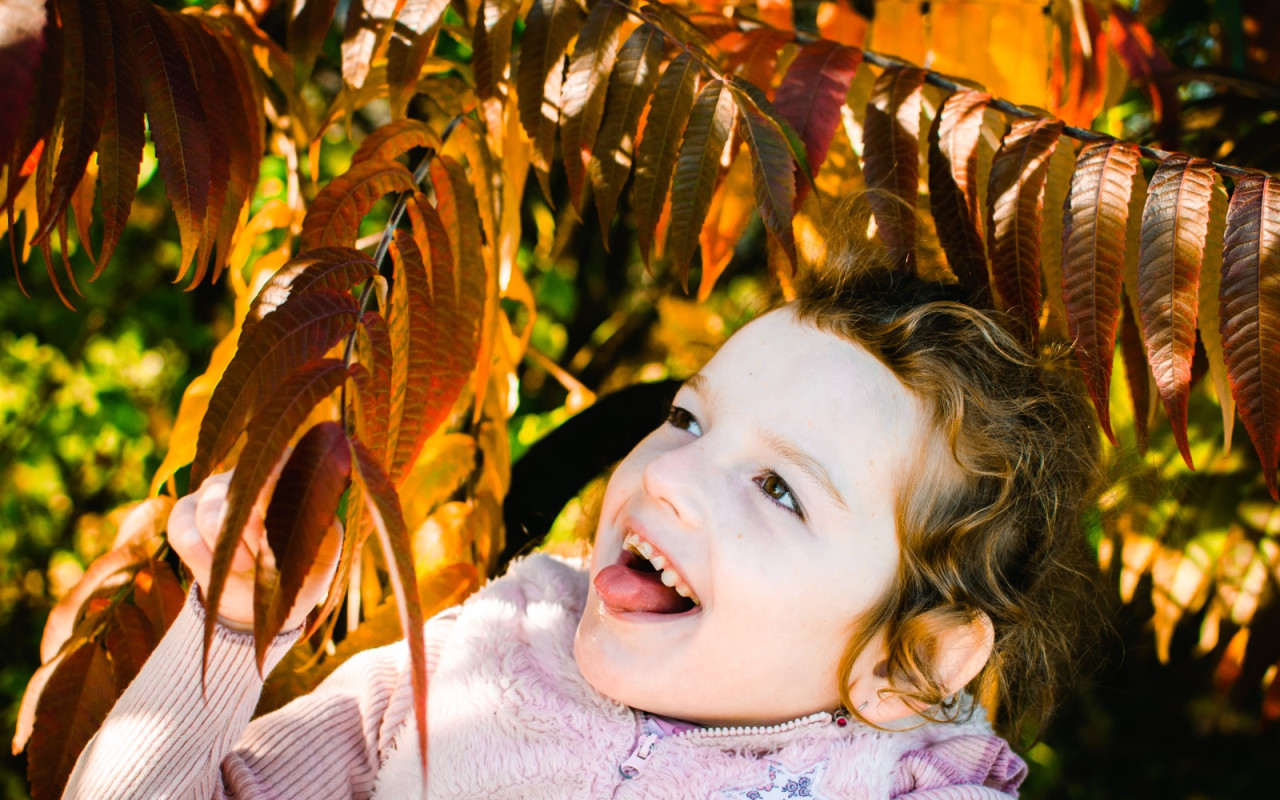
[595,564,689,614]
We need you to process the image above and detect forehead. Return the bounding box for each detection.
[698,308,927,498]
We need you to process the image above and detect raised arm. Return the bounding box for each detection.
[62,470,444,799]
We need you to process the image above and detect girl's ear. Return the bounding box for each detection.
[931,611,994,697]
[851,613,995,725]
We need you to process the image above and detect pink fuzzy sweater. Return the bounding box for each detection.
[63,554,1026,799]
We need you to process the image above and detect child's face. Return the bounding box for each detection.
[574,307,932,727]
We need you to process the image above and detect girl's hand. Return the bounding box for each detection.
[167,468,343,633]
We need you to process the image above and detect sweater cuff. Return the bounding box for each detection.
[183,586,305,673]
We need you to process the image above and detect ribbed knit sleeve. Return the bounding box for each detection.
[63,588,457,800]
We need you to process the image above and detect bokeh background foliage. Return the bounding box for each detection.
[3,0,1280,797]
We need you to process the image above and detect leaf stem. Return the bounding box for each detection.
[338,114,470,432]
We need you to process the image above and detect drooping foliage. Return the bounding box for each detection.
[4,1,1280,796]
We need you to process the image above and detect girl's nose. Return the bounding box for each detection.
[640,441,706,526]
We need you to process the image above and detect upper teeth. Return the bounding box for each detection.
[623,532,699,605]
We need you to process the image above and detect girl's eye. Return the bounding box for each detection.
[666,405,702,436]
[756,472,804,519]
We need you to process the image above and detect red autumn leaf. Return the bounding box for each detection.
[128,0,211,282]
[204,359,352,669]
[1120,292,1153,454]
[26,642,117,800]
[1136,154,1221,468]
[255,421,352,670]
[1221,173,1280,500]
[191,289,360,489]
[33,0,107,249]
[170,14,235,287]
[730,82,797,272]
[299,158,418,251]
[105,603,157,690]
[1108,6,1178,136]
[350,438,428,772]
[131,560,186,638]
[863,65,927,272]
[667,80,737,287]
[986,116,1066,346]
[242,247,377,338]
[928,90,994,304]
[1061,139,1143,444]
[384,220,483,484]
[473,0,518,106]
[560,0,631,212]
[633,51,699,265]
[590,23,664,240]
[206,19,266,284]
[774,41,863,208]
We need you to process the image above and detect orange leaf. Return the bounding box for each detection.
[986,116,1066,346]
[698,153,753,301]
[255,421,351,670]
[1136,154,1222,468]
[385,222,482,484]
[387,0,451,116]
[862,65,927,272]
[191,290,360,489]
[560,0,631,213]
[590,23,664,241]
[1061,139,1143,444]
[243,247,377,339]
[667,80,736,287]
[26,642,116,800]
[128,0,211,282]
[633,51,699,265]
[352,119,443,166]
[1221,173,1280,500]
[928,90,993,304]
[354,311,394,460]
[299,158,417,250]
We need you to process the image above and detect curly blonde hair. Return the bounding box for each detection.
[792,235,1104,739]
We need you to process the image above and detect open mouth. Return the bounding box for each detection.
[593,532,700,615]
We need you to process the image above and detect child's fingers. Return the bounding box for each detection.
[167,492,211,574]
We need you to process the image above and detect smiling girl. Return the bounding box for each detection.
[64,259,1102,799]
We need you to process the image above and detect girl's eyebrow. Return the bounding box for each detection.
[685,371,848,512]
[762,433,849,513]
